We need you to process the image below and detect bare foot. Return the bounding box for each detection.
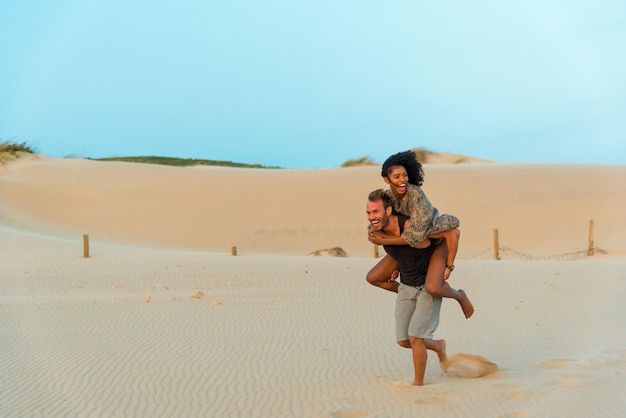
[388,269,400,282]
[436,339,449,372]
[436,339,447,363]
[458,289,474,319]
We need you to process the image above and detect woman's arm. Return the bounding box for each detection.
[368,229,409,246]
[368,219,430,247]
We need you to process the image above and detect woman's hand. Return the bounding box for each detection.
[368,230,385,245]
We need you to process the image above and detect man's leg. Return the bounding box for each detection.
[396,284,440,385]
[409,336,427,385]
[404,279,444,385]
[424,338,447,363]
[398,338,447,363]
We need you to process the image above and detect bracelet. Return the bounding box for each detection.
[445,264,455,271]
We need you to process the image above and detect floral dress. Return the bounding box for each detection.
[385,183,459,248]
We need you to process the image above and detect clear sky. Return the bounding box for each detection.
[1,1,625,168]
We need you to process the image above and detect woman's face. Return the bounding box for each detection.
[384,165,409,197]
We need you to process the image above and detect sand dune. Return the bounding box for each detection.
[1,155,625,258]
[1,155,625,417]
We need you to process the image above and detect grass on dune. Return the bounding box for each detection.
[0,140,35,164]
[1,140,440,169]
[341,147,437,167]
[93,156,282,169]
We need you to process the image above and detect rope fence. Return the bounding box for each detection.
[81,220,611,260]
[465,220,608,261]
[370,219,611,261]
[463,245,608,261]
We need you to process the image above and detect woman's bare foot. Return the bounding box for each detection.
[458,289,474,319]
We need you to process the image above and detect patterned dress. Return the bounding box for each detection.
[385,183,459,248]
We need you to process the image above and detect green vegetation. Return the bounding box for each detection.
[0,140,35,163]
[92,156,282,169]
[0,140,35,154]
[0,141,445,168]
[341,147,439,167]
[340,156,378,167]
[411,147,437,163]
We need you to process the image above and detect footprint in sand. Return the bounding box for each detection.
[534,354,625,389]
[498,390,531,399]
[493,383,527,390]
[577,350,626,370]
[535,358,577,370]
[541,377,593,389]
[603,348,626,359]
[330,410,377,418]
[492,383,534,400]
[492,383,527,393]
[393,383,459,404]
[536,351,626,384]
[441,353,499,378]
[415,396,458,404]
[560,373,594,379]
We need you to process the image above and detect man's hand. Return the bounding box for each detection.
[388,269,399,282]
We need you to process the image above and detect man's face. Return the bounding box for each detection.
[366,199,389,231]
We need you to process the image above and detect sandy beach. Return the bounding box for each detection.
[2,155,625,417]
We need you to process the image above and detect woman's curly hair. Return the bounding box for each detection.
[381,150,424,186]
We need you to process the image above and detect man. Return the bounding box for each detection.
[366,189,447,386]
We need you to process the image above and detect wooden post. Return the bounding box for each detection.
[372,244,379,258]
[588,220,594,256]
[83,234,90,258]
[231,246,237,256]
[493,228,500,261]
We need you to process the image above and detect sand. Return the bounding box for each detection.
[1,154,625,417]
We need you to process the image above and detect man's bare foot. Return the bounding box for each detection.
[436,339,447,363]
[458,289,474,319]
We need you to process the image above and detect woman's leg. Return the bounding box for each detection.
[366,254,399,293]
[424,240,474,319]
[428,228,460,280]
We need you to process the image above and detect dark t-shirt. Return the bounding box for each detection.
[383,215,435,287]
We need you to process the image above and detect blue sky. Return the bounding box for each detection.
[1,1,625,168]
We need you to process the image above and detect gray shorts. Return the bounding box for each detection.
[395,283,442,341]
